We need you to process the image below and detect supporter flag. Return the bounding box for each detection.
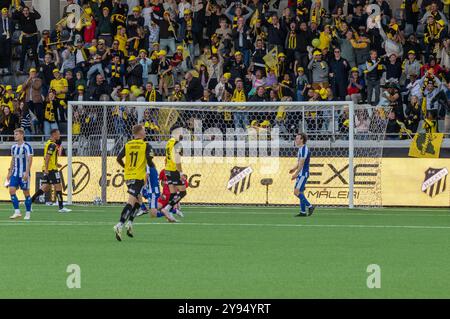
[249,9,259,28]
[158,109,179,137]
[408,133,444,158]
[263,46,278,76]
[182,41,190,60]
[75,9,92,31]
[56,17,68,28]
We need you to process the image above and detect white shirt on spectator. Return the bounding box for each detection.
[76,49,86,64]
[142,7,153,27]
[127,0,140,10]
[407,79,422,99]
[178,2,191,19]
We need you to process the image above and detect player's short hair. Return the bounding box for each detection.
[50,129,59,135]
[132,124,144,135]
[14,128,25,135]
[297,132,308,143]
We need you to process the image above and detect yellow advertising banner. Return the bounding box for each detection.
[0,157,448,207]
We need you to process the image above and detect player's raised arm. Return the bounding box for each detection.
[117,146,126,168]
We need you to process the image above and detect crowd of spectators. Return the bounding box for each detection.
[0,0,450,140]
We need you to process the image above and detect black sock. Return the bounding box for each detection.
[56,191,64,209]
[128,203,141,222]
[31,189,44,202]
[120,204,133,223]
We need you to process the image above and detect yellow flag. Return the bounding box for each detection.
[182,42,190,60]
[55,16,68,28]
[75,10,92,31]
[249,9,259,28]
[408,133,444,158]
[263,46,278,75]
[158,109,179,137]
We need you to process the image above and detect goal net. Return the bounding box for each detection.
[66,101,391,207]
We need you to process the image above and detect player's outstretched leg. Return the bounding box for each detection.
[31,188,45,203]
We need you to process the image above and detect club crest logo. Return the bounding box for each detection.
[227,166,253,195]
[422,167,448,198]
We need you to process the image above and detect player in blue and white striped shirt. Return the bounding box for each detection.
[7,128,34,220]
[290,133,315,217]
[139,164,160,216]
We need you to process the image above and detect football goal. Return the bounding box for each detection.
[66,101,391,207]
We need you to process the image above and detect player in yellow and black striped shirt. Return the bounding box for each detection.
[113,124,155,241]
[30,129,71,213]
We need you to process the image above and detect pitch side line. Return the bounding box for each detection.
[1,221,450,230]
[27,208,450,217]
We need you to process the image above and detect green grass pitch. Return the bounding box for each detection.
[1,203,450,299]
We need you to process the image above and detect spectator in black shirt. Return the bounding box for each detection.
[87,74,112,101]
[39,52,59,96]
[385,111,402,139]
[126,55,143,87]
[184,71,203,101]
[0,105,19,137]
[13,5,41,73]
[263,13,286,52]
[329,48,350,101]
[127,6,144,39]
[384,53,403,82]
[0,7,13,75]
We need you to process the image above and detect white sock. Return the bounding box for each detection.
[15,209,21,214]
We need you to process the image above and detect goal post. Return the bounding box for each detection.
[66,100,389,208]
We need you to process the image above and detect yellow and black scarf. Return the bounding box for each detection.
[186,18,193,44]
[111,64,121,78]
[231,89,246,102]
[171,91,184,101]
[145,89,156,102]
[44,102,56,122]
[287,31,296,49]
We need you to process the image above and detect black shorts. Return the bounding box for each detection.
[126,179,145,198]
[165,170,183,186]
[41,170,61,185]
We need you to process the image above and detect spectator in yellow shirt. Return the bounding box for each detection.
[49,69,68,100]
[114,25,128,56]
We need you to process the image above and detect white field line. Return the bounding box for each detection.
[1,220,450,230]
[23,208,450,217]
[0,203,448,212]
